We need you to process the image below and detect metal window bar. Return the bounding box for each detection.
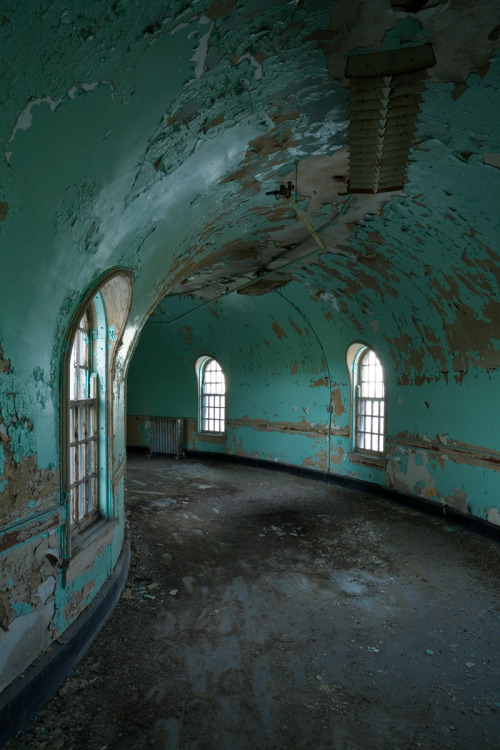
[202,360,225,432]
[356,350,385,453]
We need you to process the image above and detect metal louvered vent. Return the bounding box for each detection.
[346,44,435,193]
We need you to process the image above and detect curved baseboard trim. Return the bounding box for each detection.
[185,450,500,544]
[0,534,131,748]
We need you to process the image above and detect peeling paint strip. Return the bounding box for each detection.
[0,507,60,555]
[228,418,349,438]
[387,436,500,470]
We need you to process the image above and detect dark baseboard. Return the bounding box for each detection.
[126,445,149,454]
[0,535,131,748]
[183,450,500,545]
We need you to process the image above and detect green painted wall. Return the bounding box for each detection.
[128,281,500,524]
[2,0,500,706]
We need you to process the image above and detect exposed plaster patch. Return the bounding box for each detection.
[190,16,214,80]
[482,153,500,169]
[330,388,345,417]
[6,97,62,162]
[486,508,500,526]
[1,446,59,524]
[386,448,437,497]
[442,488,469,515]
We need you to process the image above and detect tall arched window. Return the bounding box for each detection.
[354,347,386,454]
[68,296,105,532]
[62,271,133,550]
[198,358,226,433]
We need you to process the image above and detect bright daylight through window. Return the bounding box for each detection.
[356,348,385,453]
[201,358,225,433]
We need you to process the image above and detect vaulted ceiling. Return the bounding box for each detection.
[1,0,499,377]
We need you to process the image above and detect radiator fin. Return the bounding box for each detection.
[150,418,184,458]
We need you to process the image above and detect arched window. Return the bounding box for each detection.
[198,358,226,433]
[63,271,133,548]
[68,295,105,532]
[353,347,386,454]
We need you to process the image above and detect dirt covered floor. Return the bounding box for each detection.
[7,455,500,749]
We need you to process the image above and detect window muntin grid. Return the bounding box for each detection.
[356,348,385,454]
[201,359,225,433]
[69,310,98,531]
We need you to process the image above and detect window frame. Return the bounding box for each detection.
[197,356,226,434]
[60,270,133,561]
[347,344,386,456]
[68,306,99,533]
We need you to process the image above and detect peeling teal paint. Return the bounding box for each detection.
[11,601,32,617]
[2,0,500,707]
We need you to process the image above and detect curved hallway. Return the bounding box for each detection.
[7,455,500,750]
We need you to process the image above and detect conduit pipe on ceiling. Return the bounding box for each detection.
[162,194,355,325]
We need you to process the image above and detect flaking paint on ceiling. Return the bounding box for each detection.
[0,0,499,383]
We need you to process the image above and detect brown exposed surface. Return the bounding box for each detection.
[330,387,346,417]
[0,344,12,373]
[1,449,59,524]
[0,511,59,554]
[8,455,500,750]
[390,433,500,472]
[229,416,330,438]
[206,0,236,20]
[271,320,286,340]
[1,533,58,632]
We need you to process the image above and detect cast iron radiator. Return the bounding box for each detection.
[149,417,185,458]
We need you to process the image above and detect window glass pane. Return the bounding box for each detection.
[355,349,385,454]
[201,358,226,432]
[69,305,99,530]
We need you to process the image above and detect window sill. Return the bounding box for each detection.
[64,518,118,587]
[348,451,386,470]
[197,432,226,444]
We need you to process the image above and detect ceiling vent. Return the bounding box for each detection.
[345,44,435,193]
[237,272,293,296]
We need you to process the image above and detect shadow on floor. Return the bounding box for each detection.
[8,455,500,750]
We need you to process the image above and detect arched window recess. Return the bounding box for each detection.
[61,270,133,558]
[196,356,226,434]
[347,343,386,455]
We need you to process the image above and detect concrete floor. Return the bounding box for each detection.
[8,455,500,749]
